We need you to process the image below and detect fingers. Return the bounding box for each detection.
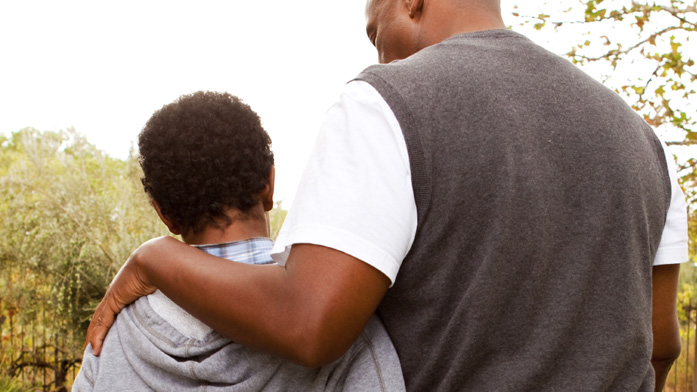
[85,295,118,356]
[90,312,113,356]
[84,298,102,352]
[82,238,164,356]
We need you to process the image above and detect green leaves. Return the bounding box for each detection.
[585,0,608,22]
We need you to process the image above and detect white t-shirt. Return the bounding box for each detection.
[271,81,689,284]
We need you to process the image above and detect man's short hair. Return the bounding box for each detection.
[138,91,274,234]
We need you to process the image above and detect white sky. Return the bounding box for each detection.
[0,1,692,207]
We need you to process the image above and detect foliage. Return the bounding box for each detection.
[0,128,169,389]
[269,202,288,241]
[0,374,32,392]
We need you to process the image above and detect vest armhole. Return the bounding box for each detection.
[353,72,432,231]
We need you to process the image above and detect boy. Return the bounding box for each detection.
[73,91,404,391]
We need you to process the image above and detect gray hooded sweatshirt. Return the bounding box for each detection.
[73,238,404,392]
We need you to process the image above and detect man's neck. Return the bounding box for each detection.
[418,3,505,50]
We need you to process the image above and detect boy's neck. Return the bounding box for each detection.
[181,212,269,246]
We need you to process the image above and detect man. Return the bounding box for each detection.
[87,0,688,390]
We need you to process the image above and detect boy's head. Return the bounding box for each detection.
[138,91,274,236]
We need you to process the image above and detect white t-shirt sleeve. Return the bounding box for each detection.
[653,138,689,266]
[270,81,417,285]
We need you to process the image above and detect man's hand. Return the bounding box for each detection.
[85,238,162,355]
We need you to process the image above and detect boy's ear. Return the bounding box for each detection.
[151,200,182,235]
[406,0,424,18]
[261,166,275,212]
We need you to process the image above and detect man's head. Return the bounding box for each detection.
[138,91,274,237]
[365,0,504,63]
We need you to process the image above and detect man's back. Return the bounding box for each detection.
[358,29,671,391]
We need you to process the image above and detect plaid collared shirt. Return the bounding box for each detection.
[193,237,274,264]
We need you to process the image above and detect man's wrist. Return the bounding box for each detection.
[131,236,166,287]
[136,236,183,288]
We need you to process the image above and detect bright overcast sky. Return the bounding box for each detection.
[0,1,686,207]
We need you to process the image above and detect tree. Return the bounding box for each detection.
[0,128,168,389]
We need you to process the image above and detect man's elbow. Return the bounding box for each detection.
[652,314,682,364]
[652,339,681,366]
[289,331,353,368]
[284,316,356,368]
[293,347,344,369]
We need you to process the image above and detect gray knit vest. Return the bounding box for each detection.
[356,29,670,391]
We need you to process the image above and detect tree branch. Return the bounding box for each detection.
[571,26,683,62]
[641,2,697,28]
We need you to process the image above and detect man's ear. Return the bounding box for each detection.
[406,0,424,18]
[151,200,182,235]
[261,166,276,212]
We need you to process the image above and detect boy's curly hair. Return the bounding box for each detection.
[138,91,274,234]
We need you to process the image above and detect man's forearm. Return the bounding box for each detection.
[130,237,389,366]
[135,237,313,361]
[651,264,682,392]
[652,358,676,392]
